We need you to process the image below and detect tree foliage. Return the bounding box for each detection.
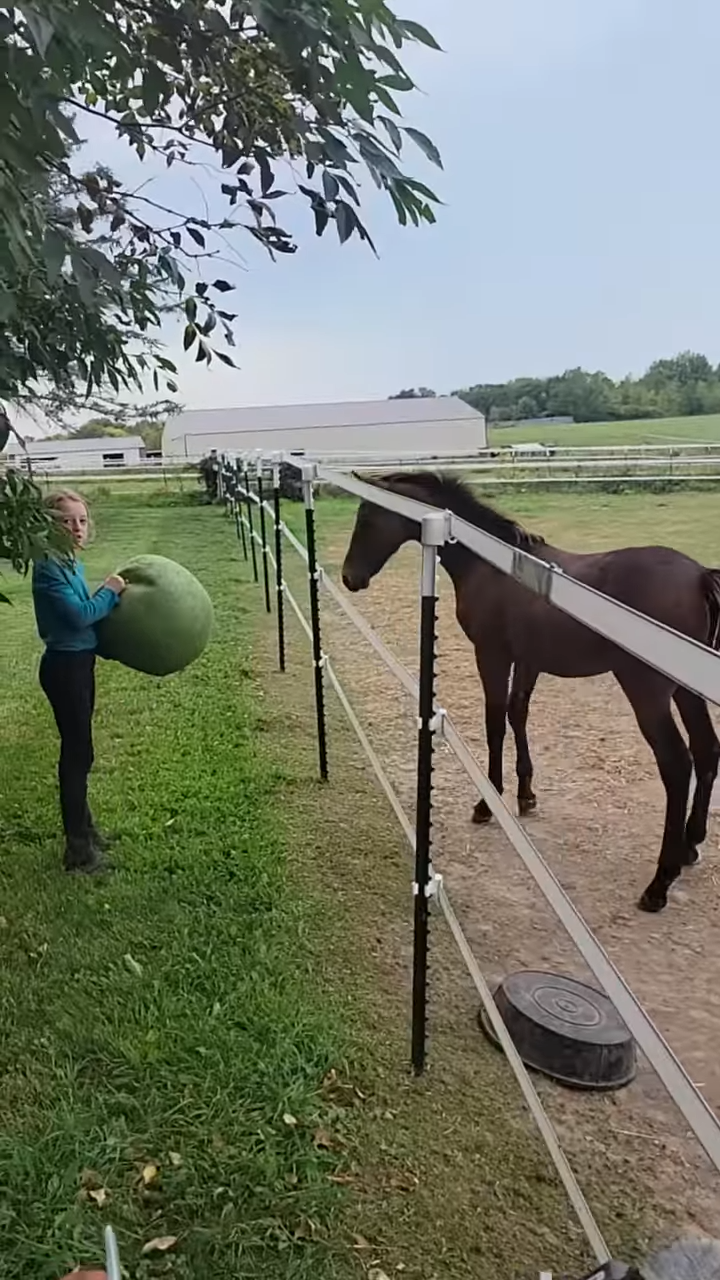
[1,0,442,407]
[456,353,720,425]
[389,386,436,399]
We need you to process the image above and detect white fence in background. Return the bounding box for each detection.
[228,450,720,1268]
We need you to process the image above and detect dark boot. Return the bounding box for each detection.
[64,835,109,875]
[84,806,118,853]
[89,826,117,854]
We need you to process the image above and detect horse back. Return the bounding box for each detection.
[558,544,716,646]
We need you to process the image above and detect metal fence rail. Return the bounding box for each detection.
[315,464,720,706]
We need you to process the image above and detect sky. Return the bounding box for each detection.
[41,0,720,416]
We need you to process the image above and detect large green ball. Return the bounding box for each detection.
[96,554,213,676]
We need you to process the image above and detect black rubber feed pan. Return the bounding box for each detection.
[478,970,637,1091]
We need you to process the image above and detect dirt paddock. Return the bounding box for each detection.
[302,533,720,1240]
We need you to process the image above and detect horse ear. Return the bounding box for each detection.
[352,470,383,488]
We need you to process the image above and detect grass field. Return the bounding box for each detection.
[488,412,720,450]
[1,486,699,1279]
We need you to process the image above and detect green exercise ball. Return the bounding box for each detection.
[96,554,214,676]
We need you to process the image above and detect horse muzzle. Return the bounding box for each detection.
[342,568,369,592]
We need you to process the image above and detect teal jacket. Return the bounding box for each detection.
[32,555,119,652]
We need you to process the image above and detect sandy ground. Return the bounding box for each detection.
[298,539,720,1239]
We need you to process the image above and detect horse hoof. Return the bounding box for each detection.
[472,803,492,825]
[518,797,537,817]
[638,887,667,914]
[683,845,702,868]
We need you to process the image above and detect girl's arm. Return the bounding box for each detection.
[34,560,122,629]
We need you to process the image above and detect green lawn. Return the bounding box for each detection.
[0,488,684,1279]
[488,412,720,449]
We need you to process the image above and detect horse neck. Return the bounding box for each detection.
[437,539,484,589]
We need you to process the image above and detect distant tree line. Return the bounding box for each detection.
[452,353,720,424]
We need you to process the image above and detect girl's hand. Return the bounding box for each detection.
[104,575,126,594]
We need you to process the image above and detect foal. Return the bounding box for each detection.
[341,472,720,913]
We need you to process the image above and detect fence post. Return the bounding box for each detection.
[235,461,248,561]
[411,510,447,1076]
[244,464,259,584]
[302,463,328,782]
[272,458,286,673]
[218,453,226,506]
[256,460,272,615]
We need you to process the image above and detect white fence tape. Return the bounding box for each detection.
[315,464,720,707]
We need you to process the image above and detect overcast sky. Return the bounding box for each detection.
[66,0,720,411]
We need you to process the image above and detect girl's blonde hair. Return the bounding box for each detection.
[45,488,95,541]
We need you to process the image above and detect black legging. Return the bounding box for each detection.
[39,650,96,841]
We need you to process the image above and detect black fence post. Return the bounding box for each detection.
[272,460,286,673]
[256,462,272,615]
[302,464,328,781]
[411,511,446,1077]
[235,462,248,561]
[244,465,259,584]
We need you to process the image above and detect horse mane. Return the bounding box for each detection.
[370,471,545,550]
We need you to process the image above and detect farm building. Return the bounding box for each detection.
[162,397,486,460]
[2,436,146,472]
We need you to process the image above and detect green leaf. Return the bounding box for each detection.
[212,280,234,293]
[185,296,198,322]
[379,115,402,153]
[187,226,206,249]
[403,127,443,169]
[397,19,442,51]
[335,201,357,245]
[43,229,67,285]
[183,324,196,351]
[23,6,55,56]
[216,351,236,367]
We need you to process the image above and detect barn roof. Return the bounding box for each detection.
[3,435,145,455]
[165,396,481,440]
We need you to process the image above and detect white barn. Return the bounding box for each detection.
[163,397,486,461]
[2,436,145,472]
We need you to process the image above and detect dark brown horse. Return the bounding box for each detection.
[341,472,720,913]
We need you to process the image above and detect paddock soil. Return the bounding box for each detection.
[284,517,720,1242]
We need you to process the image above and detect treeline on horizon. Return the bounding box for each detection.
[394,352,720,424]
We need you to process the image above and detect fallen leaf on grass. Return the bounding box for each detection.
[169,1151,183,1168]
[313,1127,340,1150]
[141,1236,177,1255]
[79,1170,109,1208]
[368,1269,392,1280]
[124,953,143,978]
[282,1112,298,1127]
[141,1162,159,1185]
[352,1234,372,1250]
[387,1170,419,1192]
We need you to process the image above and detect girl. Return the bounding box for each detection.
[32,490,125,874]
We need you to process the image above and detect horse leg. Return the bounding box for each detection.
[673,688,720,866]
[508,666,539,817]
[617,673,692,913]
[472,652,511,825]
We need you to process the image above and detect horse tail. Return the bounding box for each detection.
[702,568,720,650]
